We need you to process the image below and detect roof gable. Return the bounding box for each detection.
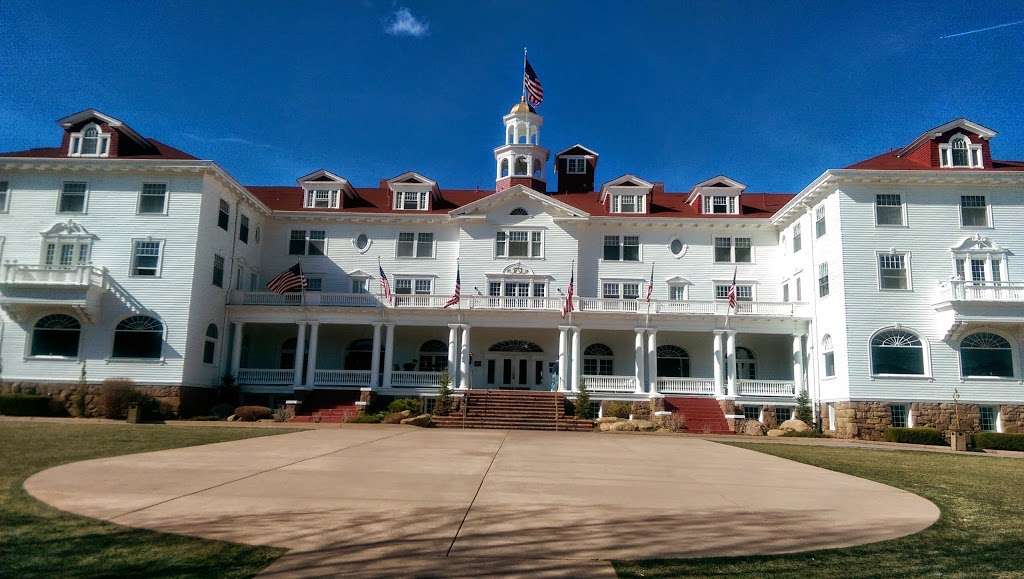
[555,144,599,158]
[450,185,588,218]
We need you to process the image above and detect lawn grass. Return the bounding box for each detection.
[615,442,1024,578]
[0,421,296,578]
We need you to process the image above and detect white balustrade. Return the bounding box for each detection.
[656,377,717,395]
[233,291,303,306]
[318,293,380,307]
[465,295,563,311]
[392,294,449,308]
[737,379,795,397]
[314,369,373,387]
[237,368,294,385]
[390,371,446,388]
[582,375,636,392]
[654,300,718,315]
[1,264,105,287]
[948,280,1024,302]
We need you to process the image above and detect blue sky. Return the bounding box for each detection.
[2,1,1023,192]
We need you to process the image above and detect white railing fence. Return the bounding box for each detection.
[314,369,372,387]
[656,377,716,395]
[2,264,105,287]
[737,379,795,397]
[582,375,637,392]
[947,280,1024,302]
[390,371,446,388]
[237,368,293,385]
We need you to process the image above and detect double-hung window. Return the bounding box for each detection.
[960,195,989,227]
[130,240,162,277]
[59,182,87,213]
[703,195,736,214]
[397,232,434,258]
[714,237,751,263]
[212,254,225,287]
[875,194,904,226]
[566,157,586,174]
[815,205,826,237]
[305,277,323,291]
[715,283,752,301]
[395,278,432,295]
[603,235,639,261]
[139,183,167,214]
[217,199,230,230]
[612,194,644,213]
[239,215,250,244]
[288,230,326,255]
[818,262,829,297]
[0,181,8,212]
[602,281,640,300]
[305,189,338,209]
[878,253,909,289]
[394,191,428,210]
[668,285,687,301]
[495,230,542,258]
[792,223,802,253]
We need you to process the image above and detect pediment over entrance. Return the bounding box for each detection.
[40,220,96,239]
[951,234,1007,254]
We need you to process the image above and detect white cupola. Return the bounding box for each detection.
[494,97,549,192]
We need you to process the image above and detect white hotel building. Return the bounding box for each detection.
[2,104,1024,438]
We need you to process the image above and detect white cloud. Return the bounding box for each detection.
[385,7,428,37]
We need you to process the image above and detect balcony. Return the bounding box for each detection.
[934,281,1024,335]
[0,264,108,322]
[230,291,807,319]
[942,280,1024,302]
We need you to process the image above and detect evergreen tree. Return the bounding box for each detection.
[795,387,813,424]
[435,371,452,416]
[575,381,592,419]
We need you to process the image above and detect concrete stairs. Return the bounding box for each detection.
[291,390,360,423]
[663,397,733,434]
[432,390,594,431]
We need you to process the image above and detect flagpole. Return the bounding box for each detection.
[522,47,527,101]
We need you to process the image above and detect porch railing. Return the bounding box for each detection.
[314,369,372,387]
[946,280,1024,302]
[1,264,106,287]
[464,295,563,310]
[582,375,637,392]
[237,368,293,385]
[656,377,716,395]
[230,291,378,307]
[737,379,795,397]
[391,371,446,388]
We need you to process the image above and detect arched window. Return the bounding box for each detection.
[418,339,448,371]
[81,126,99,155]
[203,323,218,365]
[821,334,835,377]
[31,314,81,357]
[280,337,297,369]
[583,343,614,376]
[657,345,689,377]
[506,126,513,145]
[514,156,528,176]
[510,207,528,216]
[344,338,373,370]
[960,332,1013,378]
[736,347,756,379]
[518,125,527,144]
[112,316,163,359]
[530,127,538,145]
[533,160,542,177]
[500,158,510,178]
[950,137,969,167]
[489,340,543,352]
[870,328,925,375]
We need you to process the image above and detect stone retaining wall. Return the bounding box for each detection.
[1,381,213,418]
[832,400,1024,440]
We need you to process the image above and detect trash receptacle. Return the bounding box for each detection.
[126,403,140,424]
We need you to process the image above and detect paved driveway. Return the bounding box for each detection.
[26,427,938,577]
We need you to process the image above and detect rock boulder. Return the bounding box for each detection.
[780,418,811,432]
[400,413,431,427]
[767,429,786,437]
[742,420,767,436]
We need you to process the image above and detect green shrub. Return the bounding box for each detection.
[350,412,383,423]
[795,388,814,424]
[973,432,1024,451]
[233,406,272,421]
[782,430,827,438]
[209,403,234,420]
[575,381,592,419]
[884,427,947,446]
[0,394,53,416]
[100,380,140,419]
[387,398,422,414]
[604,401,632,419]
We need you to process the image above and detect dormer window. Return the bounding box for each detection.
[68,124,110,157]
[393,190,428,211]
[613,194,644,213]
[940,134,983,168]
[702,195,737,214]
[304,189,339,209]
[566,157,586,174]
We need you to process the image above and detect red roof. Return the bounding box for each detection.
[0,139,197,160]
[846,149,1024,171]
[248,185,793,218]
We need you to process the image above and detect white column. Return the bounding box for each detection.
[646,329,658,395]
[634,328,646,394]
[726,330,737,397]
[792,334,804,398]
[382,324,395,388]
[713,331,724,396]
[292,321,307,387]
[304,322,319,388]
[369,323,383,389]
[230,322,244,376]
[557,326,570,392]
[459,325,471,390]
[447,324,460,385]
[571,326,582,392]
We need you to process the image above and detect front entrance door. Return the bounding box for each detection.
[486,355,545,389]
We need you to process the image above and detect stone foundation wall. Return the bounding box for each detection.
[718,399,739,432]
[1,381,213,418]
[833,400,1024,440]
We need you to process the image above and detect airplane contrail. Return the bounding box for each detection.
[940,18,1024,39]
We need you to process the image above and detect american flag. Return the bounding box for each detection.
[378,260,393,304]
[444,264,461,308]
[561,265,575,318]
[645,263,655,302]
[524,58,543,107]
[727,267,738,310]
[266,263,306,294]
